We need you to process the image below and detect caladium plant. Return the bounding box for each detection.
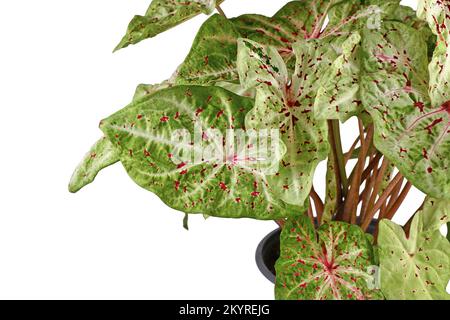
[71,0,450,300]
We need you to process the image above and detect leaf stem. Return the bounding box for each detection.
[327,121,343,217]
[364,157,390,218]
[310,186,324,224]
[383,182,412,220]
[276,219,286,228]
[361,172,404,231]
[342,123,373,223]
[330,120,348,196]
[216,5,227,18]
[344,137,360,164]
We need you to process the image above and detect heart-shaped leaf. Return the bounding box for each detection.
[237,38,330,207]
[360,18,450,199]
[275,217,382,300]
[99,85,306,219]
[115,0,224,51]
[378,198,450,300]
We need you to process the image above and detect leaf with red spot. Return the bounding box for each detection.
[275,217,382,300]
[175,1,387,86]
[69,137,121,193]
[378,198,450,300]
[99,85,305,220]
[237,38,330,207]
[133,81,174,101]
[314,33,362,122]
[360,18,450,199]
[418,0,450,106]
[115,0,224,51]
[176,14,241,85]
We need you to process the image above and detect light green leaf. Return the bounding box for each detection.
[69,137,121,193]
[133,81,173,101]
[314,33,362,122]
[115,0,224,51]
[378,198,450,300]
[275,217,383,300]
[100,85,305,220]
[176,14,240,85]
[418,0,450,107]
[360,20,450,199]
[420,197,450,232]
[176,1,388,87]
[237,38,329,207]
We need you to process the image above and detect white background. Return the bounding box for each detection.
[0,0,434,299]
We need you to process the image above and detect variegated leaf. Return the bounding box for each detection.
[275,217,382,300]
[69,137,121,193]
[237,38,329,207]
[115,0,224,51]
[100,85,306,220]
[378,198,450,300]
[314,33,362,122]
[133,81,173,101]
[176,14,240,85]
[418,0,450,107]
[361,19,450,199]
[176,1,386,86]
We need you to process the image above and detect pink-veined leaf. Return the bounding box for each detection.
[99,85,308,220]
[237,38,330,207]
[176,1,386,86]
[275,217,383,300]
[360,17,450,199]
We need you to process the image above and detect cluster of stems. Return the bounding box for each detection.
[277,119,417,239]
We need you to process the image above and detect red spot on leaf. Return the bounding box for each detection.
[160,116,169,122]
[414,102,425,113]
[219,182,227,191]
[195,108,204,116]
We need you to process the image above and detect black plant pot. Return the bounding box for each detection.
[255,221,378,284]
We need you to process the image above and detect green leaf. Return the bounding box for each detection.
[237,38,329,207]
[69,137,121,193]
[115,0,224,51]
[100,85,305,220]
[360,19,450,199]
[133,81,173,101]
[314,33,362,122]
[420,197,450,232]
[418,0,450,107]
[275,217,383,300]
[378,198,450,300]
[176,14,241,85]
[176,1,387,86]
